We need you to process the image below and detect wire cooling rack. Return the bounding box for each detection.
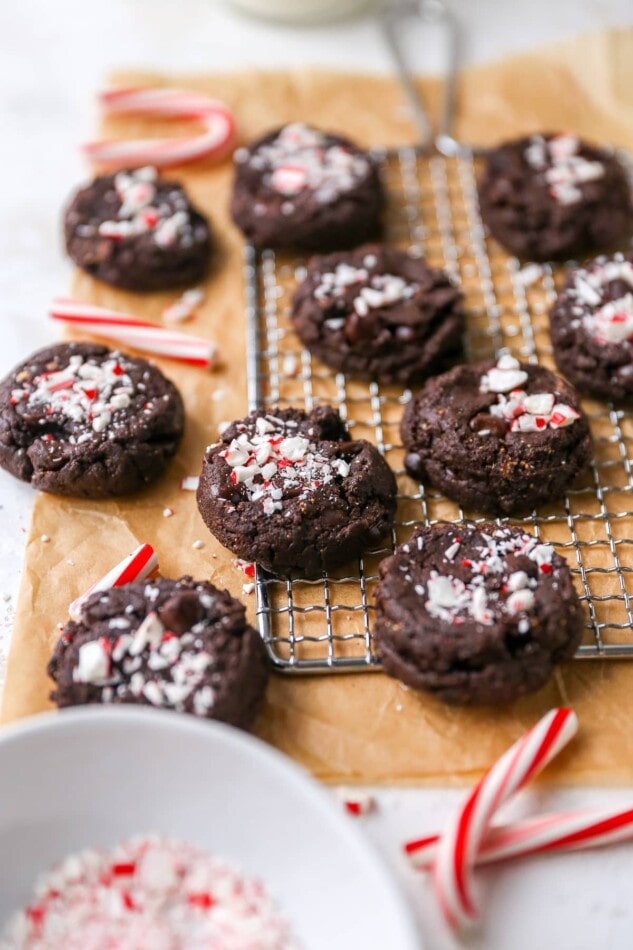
[243,144,633,672]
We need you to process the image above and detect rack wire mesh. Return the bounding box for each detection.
[243,144,633,672]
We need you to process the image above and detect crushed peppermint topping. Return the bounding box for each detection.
[524,134,605,205]
[479,355,580,432]
[2,835,299,949]
[249,123,370,205]
[419,528,555,628]
[234,560,256,595]
[71,605,217,715]
[313,261,418,318]
[567,258,633,346]
[234,558,256,579]
[96,166,194,248]
[10,352,137,440]
[480,353,528,393]
[282,353,300,377]
[221,414,350,516]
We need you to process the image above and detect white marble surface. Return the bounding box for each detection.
[1,1,633,946]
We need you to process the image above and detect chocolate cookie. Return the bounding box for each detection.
[290,243,463,384]
[0,342,184,498]
[230,123,383,251]
[197,405,397,577]
[64,167,211,291]
[478,133,633,261]
[549,253,633,401]
[374,522,584,705]
[48,576,269,729]
[401,354,592,515]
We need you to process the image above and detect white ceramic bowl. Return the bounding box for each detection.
[0,707,420,948]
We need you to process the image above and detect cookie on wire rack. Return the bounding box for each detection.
[197,405,397,577]
[374,522,585,705]
[478,133,633,261]
[549,253,633,402]
[401,354,592,516]
[230,123,383,252]
[290,243,463,385]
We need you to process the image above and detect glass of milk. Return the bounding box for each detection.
[228,0,375,24]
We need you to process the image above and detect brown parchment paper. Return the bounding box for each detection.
[4,28,633,784]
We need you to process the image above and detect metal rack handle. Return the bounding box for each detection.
[379,0,463,155]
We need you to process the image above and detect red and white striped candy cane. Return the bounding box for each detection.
[406,806,633,869]
[82,87,237,169]
[49,298,219,369]
[68,543,158,622]
[433,708,578,931]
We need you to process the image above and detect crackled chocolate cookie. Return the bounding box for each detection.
[290,243,463,384]
[479,133,633,261]
[0,342,184,498]
[197,405,397,577]
[48,576,269,729]
[231,123,383,251]
[550,253,633,401]
[64,166,211,291]
[374,522,584,705]
[401,354,592,515]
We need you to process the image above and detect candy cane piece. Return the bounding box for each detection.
[179,476,200,491]
[336,790,376,817]
[406,806,633,869]
[82,87,237,169]
[49,298,219,369]
[433,708,578,931]
[69,543,158,621]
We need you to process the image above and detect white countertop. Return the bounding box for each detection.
[1,1,633,946]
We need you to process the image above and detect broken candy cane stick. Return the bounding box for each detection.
[406,806,633,869]
[82,87,236,169]
[49,298,219,369]
[69,543,159,622]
